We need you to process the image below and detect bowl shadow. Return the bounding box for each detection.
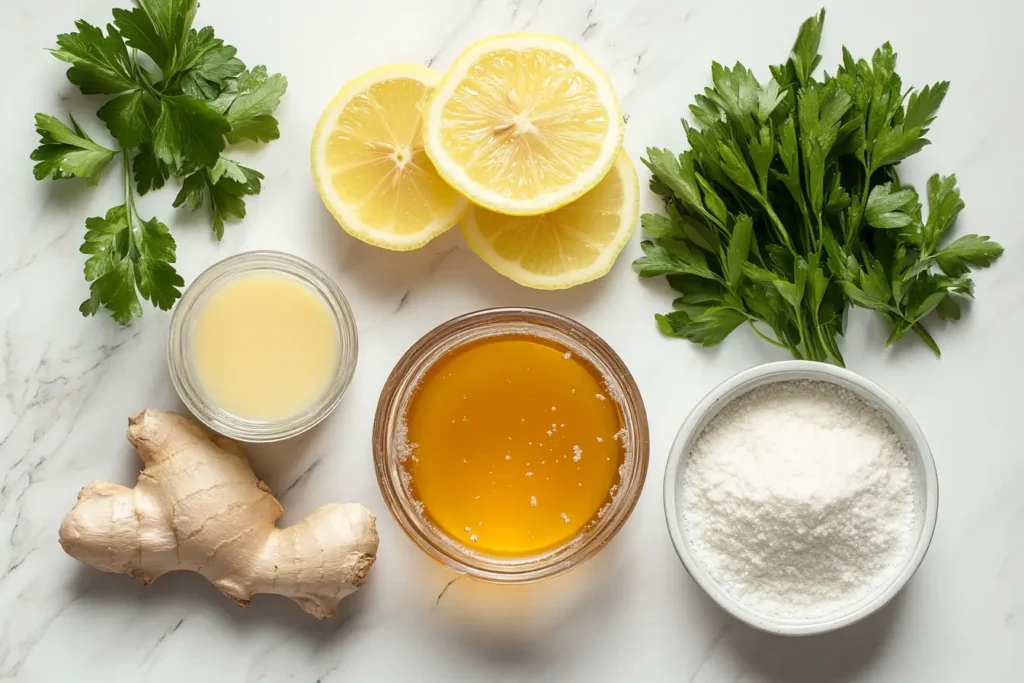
[423,536,631,668]
[721,590,904,682]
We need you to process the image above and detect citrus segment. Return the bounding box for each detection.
[461,152,639,289]
[312,65,468,250]
[424,35,624,216]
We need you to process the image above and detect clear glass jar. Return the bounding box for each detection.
[168,251,358,442]
[373,307,649,582]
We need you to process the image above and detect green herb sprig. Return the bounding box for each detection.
[32,0,287,325]
[635,10,1003,364]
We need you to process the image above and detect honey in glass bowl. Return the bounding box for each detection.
[374,308,649,582]
[402,334,626,556]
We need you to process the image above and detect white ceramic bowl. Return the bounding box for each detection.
[663,360,938,636]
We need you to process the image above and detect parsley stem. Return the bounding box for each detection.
[795,197,815,247]
[803,311,826,361]
[813,213,824,251]
[761,201,796,254]
[123,150,137,257]
[792,307,815,360]
[131,49,163,102]
[746,321,789,350]
[848,165,873,247]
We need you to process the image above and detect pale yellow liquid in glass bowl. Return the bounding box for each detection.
[191,272,341,421]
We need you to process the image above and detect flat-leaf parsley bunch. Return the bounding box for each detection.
[635,10,1003,364]
[32,0,287,325]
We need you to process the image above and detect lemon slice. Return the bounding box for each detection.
[311,65,468,250]
[461,152,638,289]
[423,34,624,216]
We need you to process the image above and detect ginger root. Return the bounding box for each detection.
[59,409,378,618]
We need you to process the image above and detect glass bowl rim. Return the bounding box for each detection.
[167,250,358,443]
[372,306,650,583]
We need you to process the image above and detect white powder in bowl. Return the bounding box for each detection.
[681,380,916,619]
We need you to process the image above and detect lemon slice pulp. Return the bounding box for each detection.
[424,34,624,216]
[311,65,468,250]
[461,152,639,289]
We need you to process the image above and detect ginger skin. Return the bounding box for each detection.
[58,410,378,618]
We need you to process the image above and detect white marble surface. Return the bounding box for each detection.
[2,0,1022,680]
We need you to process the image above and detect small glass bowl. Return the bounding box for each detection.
[373,307,650,583]
[168,251,358,442]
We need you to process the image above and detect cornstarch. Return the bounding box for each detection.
[681,380,916,618]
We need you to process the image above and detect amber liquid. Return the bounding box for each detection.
[403,335,625,556]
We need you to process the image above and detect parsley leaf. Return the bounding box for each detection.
[79,205,142,325]
[172,169,205,211]
[177,27,245,99]
[904,81,949,130]
[112,0,198,74]
[220,66,288,143]
[152,94,230,168]
[936,295,961,321]
[865,183,918,229]
[935,235,1004,273]
[634,240,720,281]
[79,180,184,325]
[208,172,256,239]
[787,9,825,87]
[643,148,704,216]
[111,6,172,71]
[134,215,184,310]
[173,162,264,239]
[97,90,152,149]
[656,308,747,347]
[726,215,753,288]
[81,205,131,284]
[922,173,964,249]
[209,155,248,184]
[31,114,117,185]
[132,143,169,194]
[51,21,137,95]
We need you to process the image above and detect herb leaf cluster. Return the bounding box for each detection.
[634,10,1003,364]
[32,0,287,325]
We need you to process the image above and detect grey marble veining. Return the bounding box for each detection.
[1,0,1022,680]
